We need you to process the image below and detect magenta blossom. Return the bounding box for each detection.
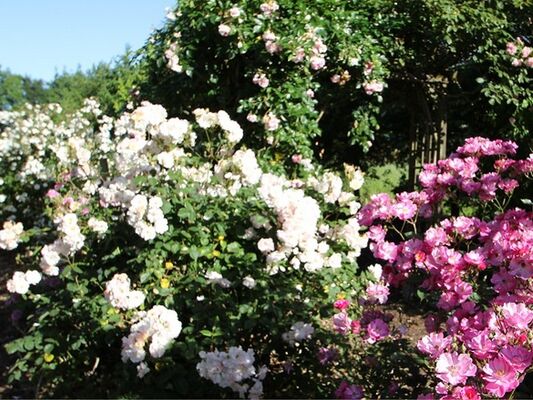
[482,356,520,398]
[451,385,481,400]
[372,241,398,263]
[46,189,60,198]
[391,199,418,220]
[501,345,533,373]
[333,299,350,311]
[317,346,339,365]
[464,330,496,360]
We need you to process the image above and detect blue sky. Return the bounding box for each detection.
[0,0,175,82]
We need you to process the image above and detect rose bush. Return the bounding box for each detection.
[324,137,532,399]
[1,98,371,397]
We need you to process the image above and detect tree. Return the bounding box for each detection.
[0,67,51,110]
[136,0,531,180]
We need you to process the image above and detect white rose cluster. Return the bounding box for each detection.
[57,213,86,253]
[214,149,263,195]
[282,321,315,346]
[250,163,368,274]
[0,100,104,196]
[104,273,145,310]
[310,172,343,203]
[127,195,168,241]
[38,213,87,277]
[165,42,183,73]
[0,220,24,250]
[87,217,108,236]
[39,241,66,276]
[256,174,326,274]
[154,117,190,145]
[121,305,182,377]
[6,270,42,294]
[196,346,267,399]
[192,108,243,143]
[344,163,365,191]
[131,102,168,130]
[335,217,369,260]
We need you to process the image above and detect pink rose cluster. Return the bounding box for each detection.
[331,299,392,344]
[357,137,533,398]
[291,31,328,71]
[262,30,281,54]
[506,37,533,68]
[416,301,533,398]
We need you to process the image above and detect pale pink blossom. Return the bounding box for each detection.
[293,48,305,62]
[330,74,341,83]
[265,41,281,54]
[363,81,384,95]
[262,113,280,131]
[259,1,279,16]
[332,312,352,335]
[218,24,231,37]
[310,55,326,70]
[366,282,389,304]
[366,318,389,343]
[435,352,477,386]
[252,73,269,88]
[501,302,533,330]
[506,42,517,55]
[291,154,302,164]
[229,6,241,18]
[417,332,452,359]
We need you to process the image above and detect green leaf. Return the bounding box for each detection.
[5,341,21,355]
[199,329,213,337]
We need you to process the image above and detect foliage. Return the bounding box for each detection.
[359,163,407,203]
[138,0,391,164]
[0,67,48,110]
[136,0,532,172]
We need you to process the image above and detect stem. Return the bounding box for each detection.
[35,372,43,399]
[408,220,418,236]
[389,223,406,241]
